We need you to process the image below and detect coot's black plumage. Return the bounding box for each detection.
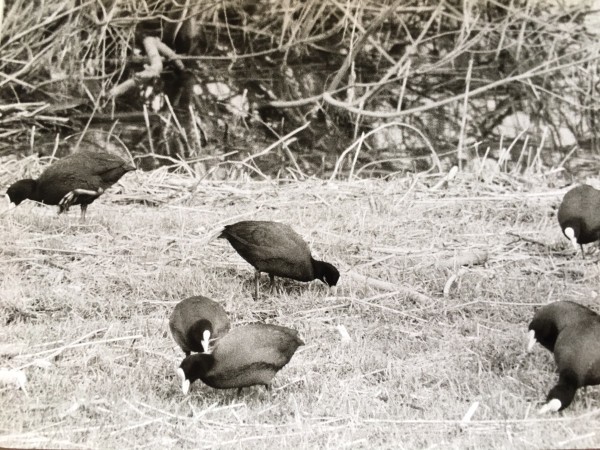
[169,295,231,356]
[219,221,340,299]
[5,148,136,220]
[177,323,304,394]
[527,301,598,353]
[557,184,600,253]
[539,315,600,413]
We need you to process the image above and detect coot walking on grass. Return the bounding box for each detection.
[176,323,304,394]
[169,295,231,355]
[538,314,600,413]
[557,184,600,254]
[219,221,340,299]
[5,148,136,220]
[527,301,598,353]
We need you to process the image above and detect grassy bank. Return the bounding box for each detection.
[1,170,600,449]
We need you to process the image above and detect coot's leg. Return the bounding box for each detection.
[237,387,243,397]
[80,204,88,222]
[269,273,276,292]
[263,384,272,400]
[254,269,260,300]
[580,243,585,259]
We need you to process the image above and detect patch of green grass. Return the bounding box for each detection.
[2,174,600,449]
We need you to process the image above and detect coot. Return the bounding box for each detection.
[539,315,600,413]
[5,148,136,220]
[169,295,231,355]
[177,323,304,394]
[557,184,600,253]
[220,220,340,299]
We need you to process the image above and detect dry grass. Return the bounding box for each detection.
[2,167,600,448]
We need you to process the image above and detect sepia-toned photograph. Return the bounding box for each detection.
[1,0,600,448]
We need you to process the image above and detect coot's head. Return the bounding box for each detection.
[6,179,37,206]
[177,353,215,394]
[313,260,340,293]
[527,317,558,352]
[188,319,214,353]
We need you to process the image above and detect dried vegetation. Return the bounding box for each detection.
[2,160,600,447]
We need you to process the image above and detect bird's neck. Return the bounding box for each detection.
[23,179,42,202]
[190,353,216,375]
[551,369,579,409]
[311,257,325,275]
[533,320,558,351]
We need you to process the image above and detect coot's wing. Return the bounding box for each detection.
[214,324,302,372]
[554,319,600,386]
[70,150,135,182]
[222,221,313,276]
[223,221,302,247]
[193,297,231,338]
[38,151,132,190]
[35,167,92,204]
[169,323,190,353]
[554,301,599,332]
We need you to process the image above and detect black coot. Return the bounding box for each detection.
[177,323,304,394]
[539,315,600,413]
[169,295,231,355]
[557,184,600,254]
[220,221,340,299]
[5,148,136,220]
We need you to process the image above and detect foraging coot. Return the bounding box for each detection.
[557,184,600,253]
[177,323,304,394]
[527,301,598,353]
[538,315,600,413]
[5,148,136,220]
[169,295,231,355]
[219,221,340,299]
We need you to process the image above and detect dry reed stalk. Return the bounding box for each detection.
[16,329,142,369]
[345,269,433,304]
[436,249,489,270]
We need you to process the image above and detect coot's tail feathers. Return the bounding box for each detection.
[199,226,228,245]
[269,324,305,348]
[58,188,102,213]
[218,224,234,240]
